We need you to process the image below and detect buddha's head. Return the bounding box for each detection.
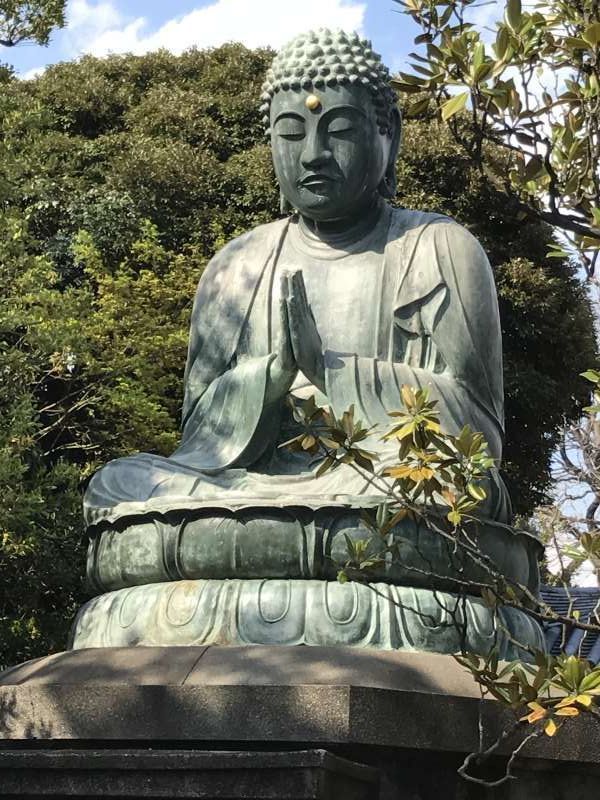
[261,29,400,223]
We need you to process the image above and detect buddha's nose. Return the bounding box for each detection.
[300,131,331,169]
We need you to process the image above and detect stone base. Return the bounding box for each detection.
[1,646,599,799]
[70,578,545,659]
[0,749,379,799]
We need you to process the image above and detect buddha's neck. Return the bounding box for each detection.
[298,196,384,249]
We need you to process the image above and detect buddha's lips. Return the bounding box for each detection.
[298,174,335,188]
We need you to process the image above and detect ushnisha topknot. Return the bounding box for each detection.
[260,29,398,137]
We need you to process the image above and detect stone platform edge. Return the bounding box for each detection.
[0,645,598,768]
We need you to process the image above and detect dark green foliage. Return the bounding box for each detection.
[0,45,595,669]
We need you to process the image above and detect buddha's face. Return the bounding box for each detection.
[270,84,394,222]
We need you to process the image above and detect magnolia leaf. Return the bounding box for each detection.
[411,466,435,481]
[442,488,457,505]
[396,422,417,440]
[555,706,579,717]
[473,62,494,84]
[564,36,588,50]
[505,0,522,31]
[544,718,558,736]
[441,91,469,121]
[391,81,426,95]
[405,97,430,118]
[315,456,335,477]
[319,436,341,450]
[385,465,414,480]
[583,23,600,47]
[523,707,547,723]
[546,246,570,259]
[354,453,375,473]
[582,236,600,251]
[575,693,594,707]
[472,42,485,71]
[580,671,600,692]
[439,3,453,26]
[581,370,600,383]
[555,695,577,709]
[467,482,487,502]
[401,384,416,409]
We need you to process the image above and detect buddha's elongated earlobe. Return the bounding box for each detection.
[280,191,293,215]
[378,107,402,199]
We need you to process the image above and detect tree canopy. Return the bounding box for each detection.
[0,0,65,48]
[0,44,595,668]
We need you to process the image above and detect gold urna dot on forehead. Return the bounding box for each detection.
[305,93,322,111]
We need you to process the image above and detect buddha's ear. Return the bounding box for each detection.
[378,107,402,200]
[280,191,293,215]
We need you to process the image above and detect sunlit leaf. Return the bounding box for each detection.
[575,693,594,707]
[505,0,522,31]
[467,482,487,502]
[582,23,600,47]
[441,91,469,121]
[555,706,579,717]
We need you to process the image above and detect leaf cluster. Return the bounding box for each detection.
[394,0,600,278]
[457,649,600,737]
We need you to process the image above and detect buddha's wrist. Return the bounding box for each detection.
[266,355,296,403]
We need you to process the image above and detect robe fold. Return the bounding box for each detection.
[84,206,509,527]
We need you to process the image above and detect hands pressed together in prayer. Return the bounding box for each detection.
[268,270,326,400]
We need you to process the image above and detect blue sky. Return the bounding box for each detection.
[2,0,422,79]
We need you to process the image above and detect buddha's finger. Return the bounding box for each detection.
[280,296,294,354]
[290,270,309,309]
[288,284,313,331]
[280,271,290,302]
[279,292,290,336]
[285,296,304,357]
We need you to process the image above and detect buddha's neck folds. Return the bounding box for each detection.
[297,195,384,250]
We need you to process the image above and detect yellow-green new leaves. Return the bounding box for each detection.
[384,388,492,525]
[285,384,493,531]
[441,91,469,121]
[458,650,600,740]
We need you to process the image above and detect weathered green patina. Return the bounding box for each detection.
[72,30,543,657]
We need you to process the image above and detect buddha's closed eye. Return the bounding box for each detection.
[275,116,305,140]
[327,120,355,137]
[278,128,305,141]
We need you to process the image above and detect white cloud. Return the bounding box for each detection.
[22,65,46,80]
[68,0,121,33]
[65,0,367,59]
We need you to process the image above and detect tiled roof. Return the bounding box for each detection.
[540,585,600,665]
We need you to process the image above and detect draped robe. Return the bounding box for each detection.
[84,205,509,528]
